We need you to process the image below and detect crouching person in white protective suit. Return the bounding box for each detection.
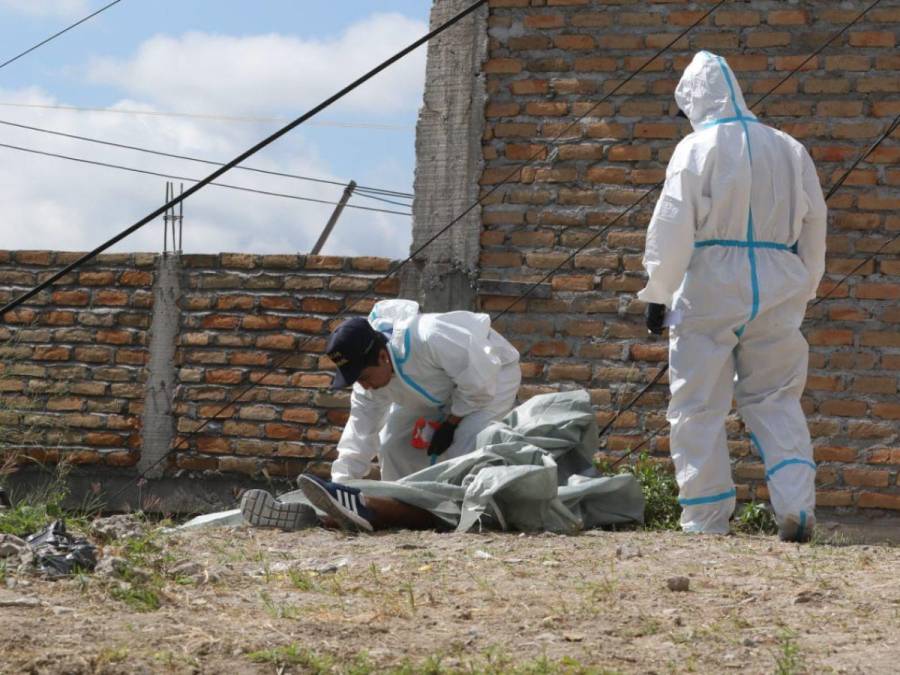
[638,52,827,542]
[327,299,522,482]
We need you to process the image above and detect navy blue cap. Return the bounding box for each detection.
[326,317,383,389]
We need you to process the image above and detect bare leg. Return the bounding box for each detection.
[363,494,441,530]
[319,495,438,531]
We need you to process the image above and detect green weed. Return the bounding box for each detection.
[733,501,778,535]
[773,630,804,675]
[616,453,681,530]
[247,644,334,672]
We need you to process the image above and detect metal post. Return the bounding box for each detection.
[162,181,171,254]
[311,180,356,255]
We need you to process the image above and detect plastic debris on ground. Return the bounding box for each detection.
[25,521,97,578]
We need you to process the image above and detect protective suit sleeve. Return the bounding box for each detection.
[330,385,389,482]
[796,149,828,301]
[637,157,704,308]
[425,320,502,418]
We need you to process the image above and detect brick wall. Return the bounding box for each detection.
[0,252,397,481]
[0,251,154,469]
[478,0,900,513]
[170,254,397,479]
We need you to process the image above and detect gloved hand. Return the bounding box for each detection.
[645,303,667,335]
[428,419,459,456]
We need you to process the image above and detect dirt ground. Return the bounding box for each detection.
[2,524,899,674]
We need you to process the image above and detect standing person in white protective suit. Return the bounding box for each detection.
[637,52,827,542]
[327,299,522,482]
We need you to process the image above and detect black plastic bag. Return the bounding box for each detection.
[26,520,97,577]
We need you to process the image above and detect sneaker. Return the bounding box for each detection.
[296,475,375,533]
[0,487,10,510]
[778,512,814,543]
[240,489,318,531]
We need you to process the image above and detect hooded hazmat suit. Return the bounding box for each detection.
[331,299,521,482]
[637,52,827,535]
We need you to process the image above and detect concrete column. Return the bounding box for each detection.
[401,0,488,312]
[137,253,181,478]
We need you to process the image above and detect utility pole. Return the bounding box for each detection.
[311,180,356,255]
[162,181,184,255]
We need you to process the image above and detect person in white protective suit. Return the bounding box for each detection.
[327,299,522,482]
[637,52,827,542]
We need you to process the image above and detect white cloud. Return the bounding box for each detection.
[87,13,428,117]
[0,0,89,18]
[0,87,412,259]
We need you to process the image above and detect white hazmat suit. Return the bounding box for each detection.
[331,299,522,482]
[638,52,827,535]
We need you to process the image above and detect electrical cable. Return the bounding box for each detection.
[811,110,900,309]
[0,141,412,216]
[0,0,487,319]
[608,110,900,470]
[0,101,413,132]
[0,118,413,198]
[556,0,887,464]
[97,0,723,505]
[0,0,124,71]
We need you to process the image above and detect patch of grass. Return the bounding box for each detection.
[288,568,319,591]
[616,453,681,530]
[96,647,129,664]
[109,583,161,612]
[773,630,804,675]
[733,501,778,535]
[247,644,335,672]
[245,645,620,674]
[103,527,170,612]
[259,590,301,620]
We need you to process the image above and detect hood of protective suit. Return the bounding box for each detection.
[675,51,755,131]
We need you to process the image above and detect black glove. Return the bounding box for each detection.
[645,303,667,335]
[428,419,458,456]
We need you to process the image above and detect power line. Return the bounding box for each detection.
[0,0,124,71]
[811,110,900,309]
[0,0,486,319]
[98,0,721,505]
[0,118,413,199]
[0,101,413,132]
[0,142,412,216]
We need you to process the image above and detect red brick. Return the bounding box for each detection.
[873,403,900,420]
[484,58,523,74]
[119,270,152,286]
[818,399,867,417]
[202,315,240,330]
[767,9,807,25]
[242,315,283,330]
[206,369,244,385]
[855,283,900,300]
[79,271,115,286]
[814,446,858,463]
[857,493,900,510]
[33,346,70,361]
[547,363,592,382]
[849,31,895,48]
[510,80,549,95]
[530,340,570,358]
[51,290,89,306]
[523,14,564,29]
[715,10,760,26]
[553,34,594,50]
[302,298,342,313]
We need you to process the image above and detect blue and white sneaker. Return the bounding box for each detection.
[296,475,375,533]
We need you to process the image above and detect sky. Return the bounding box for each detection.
[0,0,430,258]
